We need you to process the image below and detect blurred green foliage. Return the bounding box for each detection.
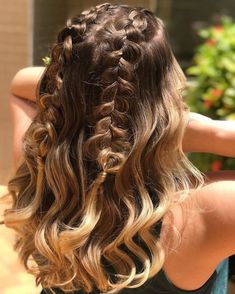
[186,16,235,172]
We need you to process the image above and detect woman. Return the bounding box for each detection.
[3,3,235,294]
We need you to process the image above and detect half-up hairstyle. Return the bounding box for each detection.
[4,3,203,293]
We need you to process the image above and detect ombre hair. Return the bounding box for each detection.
[4,3,203,293]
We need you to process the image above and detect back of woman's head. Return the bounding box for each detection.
[5,3,202,293]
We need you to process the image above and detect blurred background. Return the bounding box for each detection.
[1,0,235,293]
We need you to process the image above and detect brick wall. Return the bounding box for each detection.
[0,0,32,184]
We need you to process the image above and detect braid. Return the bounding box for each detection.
[20,7,105,216]
[33,5,106,161]
[83,7,148,185]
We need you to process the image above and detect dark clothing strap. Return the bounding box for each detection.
[40,269,216,294]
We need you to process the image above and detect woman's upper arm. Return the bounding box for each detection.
[183,112,235,157]
[182,113,216,154]
[10,94,38,167]
[10,66,45,102]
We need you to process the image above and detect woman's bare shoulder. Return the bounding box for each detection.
[167,171,235,258]
[161,171,235,290]
[197,173,235,255]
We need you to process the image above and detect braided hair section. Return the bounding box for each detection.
[83,7,148,184]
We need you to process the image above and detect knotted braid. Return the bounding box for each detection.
[83,7,149,187]
[32,4,113,165]
[20,7,107,215]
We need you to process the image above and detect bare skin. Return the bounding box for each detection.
[9,67,235,291]
[9,67,44,167]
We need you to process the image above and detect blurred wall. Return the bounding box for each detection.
[157,0,235,64]
[67,0,156,16]
[0,0,33,184]
[33,0,67,65]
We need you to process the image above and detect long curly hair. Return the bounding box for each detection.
[3,3,203,293]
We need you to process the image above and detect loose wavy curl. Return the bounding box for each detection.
[3,3,203,294]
